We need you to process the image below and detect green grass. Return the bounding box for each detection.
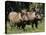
[6,18,45,34]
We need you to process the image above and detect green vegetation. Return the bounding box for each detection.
[7,18,45,34]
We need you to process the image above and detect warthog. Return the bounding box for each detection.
[8,11,23,29]
[21,11,42,30]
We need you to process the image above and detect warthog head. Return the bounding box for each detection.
[35,13,42,21]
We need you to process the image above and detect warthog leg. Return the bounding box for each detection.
[21,21,26,31]
[31,20,38,29]
[32,21,34,29]
[35,21,38,29]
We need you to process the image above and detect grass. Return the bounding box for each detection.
[6,18,45,34]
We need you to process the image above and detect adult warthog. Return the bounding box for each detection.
[21,11,42,30]
[8,11,23,29]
